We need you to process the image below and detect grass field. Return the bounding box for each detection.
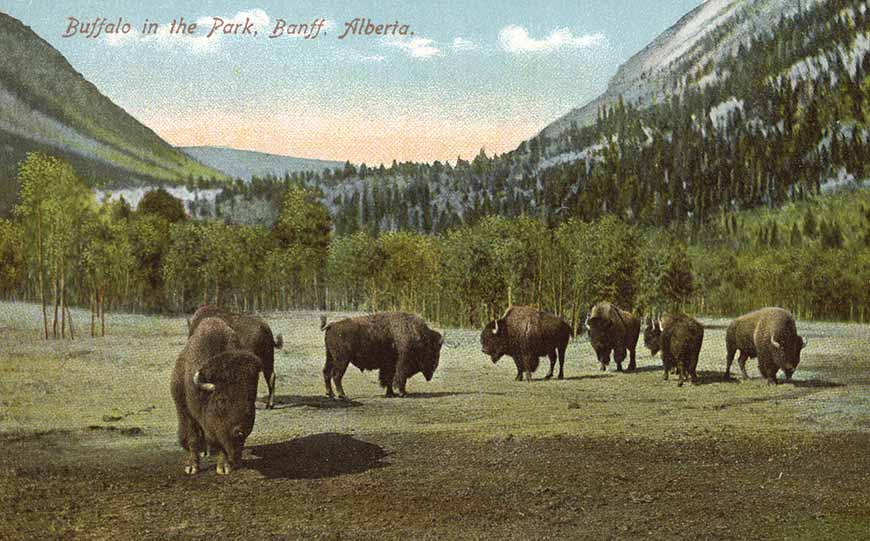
[1,301,868,539]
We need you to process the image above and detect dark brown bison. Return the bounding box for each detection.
[321,312,443,399]
[585,302,640,372]
[480,305,573,381]
[171,317,262,475]
[644,314,704,386]
[725,307,806,384]
[188,305,283,409]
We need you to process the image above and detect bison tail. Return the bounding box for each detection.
[274,334,283,350]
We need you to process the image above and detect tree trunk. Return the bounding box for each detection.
[60,266,66,339]
[65,304,75,340]
[37,209,48,340]
[52,275,59,339]
[90,290,95,337]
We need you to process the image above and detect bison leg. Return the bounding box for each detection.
[614,348,627,372]
[332,362,349,400]
[544,350,557,380]
[323,350,336,398]
[557,346,566,380]
[513,357,524,381]
[627,346,637,372]
[393,365,408,397]
[676,361,687,387]
[725,344,737,379]
[216,451,232,475]
[737,352,750,380]
[265,370,276,409]
[379,365,397,398]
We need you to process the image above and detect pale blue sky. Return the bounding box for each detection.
[1,0,705,163]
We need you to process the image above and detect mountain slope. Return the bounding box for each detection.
[540,0,823,140]
[278,0,870,235]
[0,12,225,188]
[180,146,343,181]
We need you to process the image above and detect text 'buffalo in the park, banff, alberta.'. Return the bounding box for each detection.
[62,16,413,41]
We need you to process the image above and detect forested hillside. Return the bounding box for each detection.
[216,0,868,235]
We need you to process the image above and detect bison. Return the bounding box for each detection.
[585,302,640,372]
[644,314,704,386]
[188,305,283,409]
[480,305,573,381]
[321,312,443,399]
[725,307,806,384]
[171,317,262,475]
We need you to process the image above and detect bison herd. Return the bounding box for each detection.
[171,303,807,475]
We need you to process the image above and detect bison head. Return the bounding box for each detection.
[194,352,261,473]
[643,319,662,356]
[420,329,444,381]
[771,334,806,381]
[480,318,508,363]
[586,309,616,369]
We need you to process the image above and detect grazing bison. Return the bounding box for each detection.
[171,317,262,475]
[481,305,573,381]
[585,302,640,372]
[644,314,704,386]
[725,307,806,384]
[321,312,443,399]
[188,305,283,409]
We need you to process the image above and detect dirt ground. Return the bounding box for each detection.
[1,302,868,540]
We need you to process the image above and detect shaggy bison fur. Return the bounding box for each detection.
[188,305,283,409]
[480,305,573,381]
[586,302,640,372]
[321,312,443,399]
[171,317,262,475]
[644,314,704,386]
[726,307,806,384]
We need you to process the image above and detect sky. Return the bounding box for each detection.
[1,0,705,164]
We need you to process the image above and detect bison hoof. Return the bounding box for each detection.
[544,374,553,380]
[558,374,564,380]
[184,465,199,475]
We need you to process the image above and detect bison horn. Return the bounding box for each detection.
[193,371,215,392]
[771,336,781,349]
[439,332,445,346]
[493,320,499,334]
[657,318,663,331]
[800,337,807,349]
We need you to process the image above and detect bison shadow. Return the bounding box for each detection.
[402,391,505,399]
[789,378,844,389]
[694,370,740,385]
[626,365,664,374]
[247,432,388,480]
[269,395,362,409]
[545,374,614,381]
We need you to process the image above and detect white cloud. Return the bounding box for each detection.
[384,36,441,59]
[451,37,477,51]
[498,25,606,54]
[104,9,270,54]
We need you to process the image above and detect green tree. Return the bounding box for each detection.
[137,188,187,223]
[0,219,24,295]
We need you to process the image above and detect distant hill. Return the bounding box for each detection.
[0,12,226,209]
[180,146,344,181]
